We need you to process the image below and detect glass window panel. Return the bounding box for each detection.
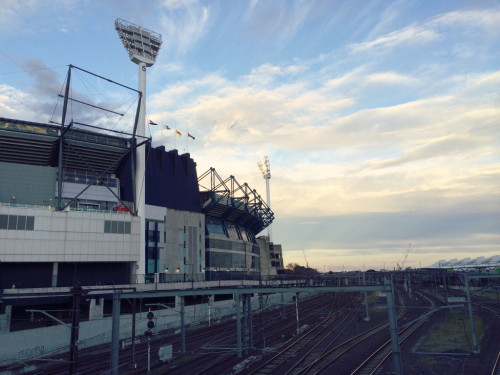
[111,221,118,233]
[117,221,125,234]
[8,215,17,230]
[124,221,131,234]
[251,256,259,269]
[209,251,231,268]
[148,230,156,242]
[26,216,35,231]
[17,216,26,230]
[0,215,8,229]
[104,220,111,233]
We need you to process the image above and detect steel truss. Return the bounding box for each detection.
[198,167,274,235]
[56,64,147,215]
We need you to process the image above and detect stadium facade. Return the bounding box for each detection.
[0,116,281,291]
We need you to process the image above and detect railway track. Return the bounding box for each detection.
[351,291,435,375]
[162,292,351,375]
[242,295,381,375]
[5,286,499,375]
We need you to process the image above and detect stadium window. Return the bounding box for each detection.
[105,220,131,234]
[117,221,125,234]
[0,215,7,229]
[147,230,156,242]
[26,216,34,231]
[17,216,26,230]
[147,247,155,259]
[8,215,17,230]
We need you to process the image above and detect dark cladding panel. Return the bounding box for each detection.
[58,262,131,287]
[120,145,201,213]
[0,262,53,289]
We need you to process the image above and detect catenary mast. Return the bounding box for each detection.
[115,18,162,281]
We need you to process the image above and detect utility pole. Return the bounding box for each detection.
[69,283,82,375]
[385,278,403,375]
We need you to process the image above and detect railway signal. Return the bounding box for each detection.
[145,311,155,336]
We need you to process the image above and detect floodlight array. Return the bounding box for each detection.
[115,18,162,66]
[257,156,271,179]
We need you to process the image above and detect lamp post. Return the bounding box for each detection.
[115,18,162,282]
[257,156,272,241]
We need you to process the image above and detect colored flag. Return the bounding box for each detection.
[188,133,195,140]
[175,129,182,137]
[163,125,170,130]
[149,120,157,125]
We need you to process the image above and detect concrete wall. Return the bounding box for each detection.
[0,205,140,263]
[0,289,313,367]
[146,205,205,276]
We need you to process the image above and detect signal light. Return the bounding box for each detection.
[145,311,155,336]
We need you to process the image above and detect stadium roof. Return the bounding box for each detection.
[0,117,131,174]
[198,167,274,234]
[428,255,500,269]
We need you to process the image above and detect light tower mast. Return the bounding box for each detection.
[115,18,162,281]
[257,156,272,242]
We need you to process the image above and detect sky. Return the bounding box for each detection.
[0,0,499,271]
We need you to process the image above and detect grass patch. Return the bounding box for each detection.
[475,290,500,300]
[414,309,484,353]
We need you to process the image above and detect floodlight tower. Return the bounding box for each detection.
[115,18,162,281]
[257,156,272,242]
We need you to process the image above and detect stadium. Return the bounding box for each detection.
[0,114,282,289]
[0,23,285,366]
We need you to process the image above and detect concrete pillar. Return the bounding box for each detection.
[89,298,104,320]
[243,294,248,354]
[363,273,370,321]
[385,278,403,375]
[465,278,479,353]
[236,294,242,358]
[247,294,253,349]
[180,296,186,354]
[208,295,213,327]
[110,291,121,375]
[175,295,181,310]
[0,305,12,333]
[52,262,58,287]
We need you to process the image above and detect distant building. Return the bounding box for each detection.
[257,236,284,276]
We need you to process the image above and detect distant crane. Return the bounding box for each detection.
[303,249,309,269]
[401,243,411,270]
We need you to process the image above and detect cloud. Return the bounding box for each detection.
[350,7,500,55]
[365,71,417,85]
[158,1,211,56]
[244,62,308,85]
[242,0,314,46]
[350,24,440,53]
[275,211,500,270]
[431,8,500,35]
[161,0,199,10]
[363,135,489,170]
[0,0,41,33]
